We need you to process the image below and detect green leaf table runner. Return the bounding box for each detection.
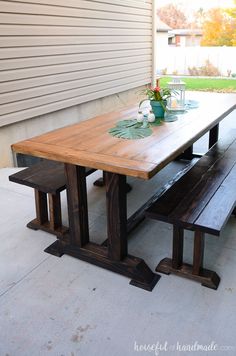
[108,119,161,140]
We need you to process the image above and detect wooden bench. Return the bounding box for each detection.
[146,131,236,290]
[9,160,95,238]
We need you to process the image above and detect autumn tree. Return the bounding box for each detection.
[157,4,187,29]
[227,0,236,18]
[226,0,236,45]
[191,8,206,29]
[201,8,235,46]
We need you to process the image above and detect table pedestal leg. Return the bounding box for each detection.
[106,172,127,261]
[94,171,132,193]
[209,124,219,149]
[105,172,160,291]
[45,166,160,291]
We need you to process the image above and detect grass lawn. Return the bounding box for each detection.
[160,77,236,93]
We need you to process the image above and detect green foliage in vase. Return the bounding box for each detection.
[139,86,172,111]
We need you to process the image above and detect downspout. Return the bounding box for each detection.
[152,0,157,87]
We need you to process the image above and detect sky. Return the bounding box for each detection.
[156,0,235,10]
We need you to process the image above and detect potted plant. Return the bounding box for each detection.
[140,86,172,118]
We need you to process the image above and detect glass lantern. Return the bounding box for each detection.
[167,78,186,111]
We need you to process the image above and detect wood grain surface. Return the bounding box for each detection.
[146,130,236,235]
[12,93,236,179]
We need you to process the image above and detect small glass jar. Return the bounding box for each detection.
[167,78,186,110]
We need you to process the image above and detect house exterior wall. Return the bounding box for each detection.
[0,0,153,167]
[0,86,143,167]
[170,34,202,47]
[185,36,202,47]
[156,32,169,48]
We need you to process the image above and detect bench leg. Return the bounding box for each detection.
[156,226,184,275]
[35,190,48,225]
[156,227,220,290]
[48,192,62,231]
[192,230,220,289]
[172,226,184,269]
[27,189,68,238]
[192,230,204,275]
[27,189,48,230]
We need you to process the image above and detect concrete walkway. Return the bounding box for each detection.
[1,110,236,356]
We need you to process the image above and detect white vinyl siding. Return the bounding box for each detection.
[0,0,152,127]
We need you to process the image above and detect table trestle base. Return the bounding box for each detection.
[43,165,160,291]
[130,274,161,291]
[45,240,160,291]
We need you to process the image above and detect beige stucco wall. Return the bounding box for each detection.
[0,86,144,168]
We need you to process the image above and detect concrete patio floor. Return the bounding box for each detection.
[1,109,236,356]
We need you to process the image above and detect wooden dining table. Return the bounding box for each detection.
[12,92,236,291]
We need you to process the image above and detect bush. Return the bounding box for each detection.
[161,68,167,75]
[188,60,221,77]
[188,66,199,76]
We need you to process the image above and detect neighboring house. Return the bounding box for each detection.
[156,16,172,47]
[168,29,203,47]
[0,0,153,167]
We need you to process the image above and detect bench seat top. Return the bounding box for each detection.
[146,130,236,236]
[9,160,66,194]
[9,161,95,194]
